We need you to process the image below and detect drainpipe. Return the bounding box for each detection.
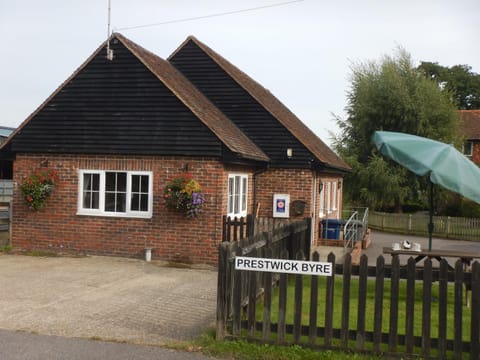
[311,170,317,252]
[253,165,269,219]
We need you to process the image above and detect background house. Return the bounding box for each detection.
[0,33,349,265]
[460,110,480,164]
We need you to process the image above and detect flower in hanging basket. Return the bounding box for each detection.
[164,173,205,218]
[20,169,58,210]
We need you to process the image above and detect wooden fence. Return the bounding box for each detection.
[217,222,480,359]
[370,211,480,241]
[222,215,300,243]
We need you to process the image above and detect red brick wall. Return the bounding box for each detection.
[255,169,344,248]
[472,143,480,165]
[12,154,228,265]
[12,154,345,263]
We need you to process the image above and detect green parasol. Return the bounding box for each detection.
[373,131,480,250]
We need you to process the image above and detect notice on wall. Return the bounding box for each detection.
[273,193,290,218]
[235,256,332,277]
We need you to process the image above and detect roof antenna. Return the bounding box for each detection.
[106,0,114,61]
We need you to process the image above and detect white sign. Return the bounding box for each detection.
[273,194,290,218]
[235,256,332,277]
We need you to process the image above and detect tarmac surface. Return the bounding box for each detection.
[0,255,217,346]
[365,230,480,267]
[313,229,480,267]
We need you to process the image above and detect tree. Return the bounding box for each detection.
[418,62,480,110]
[334,48,460,211]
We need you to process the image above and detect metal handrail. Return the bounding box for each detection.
[343,211,358,251]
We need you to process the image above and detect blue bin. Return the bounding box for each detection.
[322,219,343,240]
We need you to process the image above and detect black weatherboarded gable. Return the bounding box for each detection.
[10,38,222,157]
[169,39,314,169]
[3,33,348,172]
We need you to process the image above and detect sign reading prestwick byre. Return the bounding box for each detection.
[235,256,332,277]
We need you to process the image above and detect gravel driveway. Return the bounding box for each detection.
[0,254,217,345]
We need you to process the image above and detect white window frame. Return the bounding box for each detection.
[332,181,338,211]
[77,170,153,218]
[326,182,332,214]
[227,174,248,218]
[319,183,325,217]
[464,141,473,157]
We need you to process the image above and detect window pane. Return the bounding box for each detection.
[82,173,100,209]
[228,177,234,213]
[105,172,116,191]
[241,177,247,212]
[131,175,140,193]
[131,194,140,211]
[234,176,240,214]
[105,193,116,212]
[116,193,126,212]
[141,176,148,191]
[130,175,149,212]
[117,173,127,192]
[140,194,148,211]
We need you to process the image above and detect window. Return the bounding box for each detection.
[326,182,331,214]
[78,170,153,218]
[332,181,337,211]
[464,141,473,157]
[228,174,248,218]
[319,182,325,217]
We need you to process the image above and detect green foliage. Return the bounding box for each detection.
[419,62,480,110]
[0,244,12,252]
[176,328,378,360]
[20,169,58,211]
[163,173,206,218]
[334,48,460,211]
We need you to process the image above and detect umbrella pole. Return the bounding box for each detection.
[428,181,434,251]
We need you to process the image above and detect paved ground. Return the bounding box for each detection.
[0,329,213,360]
[364,230,480,266]
[0,255,217,346]
[0,231,478,353]
[313,230,480,267]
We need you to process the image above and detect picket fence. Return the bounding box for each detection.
[216,219,480,359]
[370,211,480,241]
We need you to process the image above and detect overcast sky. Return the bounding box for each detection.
[1,0,479,144]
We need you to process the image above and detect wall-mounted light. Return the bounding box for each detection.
[338,180,342,190]
[286,148,293,159]
[319,181,324,193]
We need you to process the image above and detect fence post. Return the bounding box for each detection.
[355,254,368,350]
[324,252,336,347]
[373,255,385,353]
[341,253,352,349]
[405,257,416,354]
[422,258,432,358]
[216,242,229,340]
[438,259,448,358]
[308,251,320,345]
[471,262,480,359]
[277,249,289,342]
[247,214,255,237]
[388,255,400,353]
[454,259,464,357]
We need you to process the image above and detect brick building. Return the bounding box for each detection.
[460,110,480,165]
[0,34,349,265]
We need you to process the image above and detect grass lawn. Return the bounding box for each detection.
[256,276,472,341]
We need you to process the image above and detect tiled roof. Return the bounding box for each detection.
[460,110,480,140]
[115,33,269,163]
[173,36,350,172]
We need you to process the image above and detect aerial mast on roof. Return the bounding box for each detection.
[106,0,114,60]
